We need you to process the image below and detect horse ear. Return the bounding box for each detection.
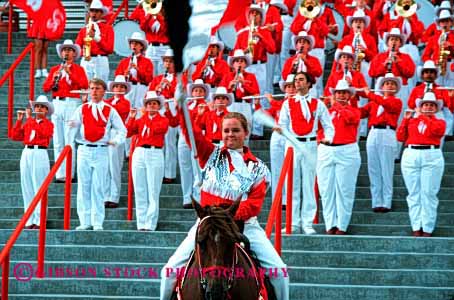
[227,196,242,217]
[191,196,204,218]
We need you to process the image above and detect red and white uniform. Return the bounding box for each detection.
[278,93,334,232]
[11,117,53,227]
[378,14,424,47]
[75,20,114,82]
[104,96,131,205]
[127,113,169,230]
[324,69,368,106]
[317,103,361,232]
[281,53,323,83]
[192,55,230,89]
[422,32,454,87]
[161,115,289,300]
[195,108,229,144]
[340,6,376,38]
[397,114,446,234]
[68,101,127,229]
[115,54,154,108]
[43,63,88,181]
[280,0,299,84]
[361,93,402,209]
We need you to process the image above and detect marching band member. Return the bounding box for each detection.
[277,72,334,234]
[130,0,170,75]
[42,39,88,183]
[269,0,289,85]
[177,79,210,208]
[234,3,276,94]
[339,0,376,38]
[408,60,454,136]
[397,92,446,237]
[161,112,289,300]
[269,74,296,204]
[115,31,154,109]
[149,49,178,183]
[11,96,54,229]
[127,91,169,231]
[361,73,402,213]
[75,0,114,82]
[68,78,127,231]
[220,49,260,138]
[104,75,131,209]
[195,86,234,145]
[191,36,229,89]
[421,1,452,44]
[317,79,361,235]
[281,31,322,97]
[280,0,298,84]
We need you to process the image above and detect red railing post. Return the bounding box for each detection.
[124,0,129,18]
[37,191,48,278]
[63,147,72,230]
[2,253,10,300]
[7,73,14,138]
[30,45,35,102]
[285,148,294,234]
[127,136,137,221]
[7,4,12,54]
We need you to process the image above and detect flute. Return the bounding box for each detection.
[70,90,126,95]
[242,93,295,100]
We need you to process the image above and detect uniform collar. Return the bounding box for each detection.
[221,146,258,163]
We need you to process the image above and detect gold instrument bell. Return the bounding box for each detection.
[395,0,418,18]
[299,0,321,19]
[142,0,162,15]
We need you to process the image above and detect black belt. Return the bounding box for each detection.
[297,137,317,142]
[252,60,265,64]
[78,143,107,147]
[406,145,440,150]
[140,144,162,149]
[92,54,107,57]
[234,99,244,103]
[26,145,47,149]
[212,139,221,144]
[321,141,350,146]
[151,42,169,46]
[131,82,147,86]
[371,125,396,130]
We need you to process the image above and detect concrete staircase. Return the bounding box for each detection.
[1,28,454,300]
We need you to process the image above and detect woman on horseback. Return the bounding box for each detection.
[160,111,289,300]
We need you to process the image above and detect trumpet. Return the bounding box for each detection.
[52,58,67,92]
[247,16,256,58]
[141,0,162,16]
[438,29,450,76]
[395,0,417,18]
[83,17,93,61]
[299,0,321,19]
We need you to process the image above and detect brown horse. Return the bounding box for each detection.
[171,200,276,300]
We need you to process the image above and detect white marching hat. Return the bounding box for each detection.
[384,27,407,45]
[346,10,370,28]
[376,73,402,94]
[416,92,443,111]
[208,35,224,53]
[56,40,81,60]
[108,75,132,94]
[227,49,252,67]
[187,79,210,100]
[436,9,454,22]
[329,79,355,96]
[33,95,54,116]
[292,31,315,51]
[162,48,174,59]
[89,0,108,15]
[211,86,234,106]
[128,32,148,51]
[279,74,295,92]
[247,4,266,26]
[417,60,439,79]
[270,0,288,13]
[335,45,355,62]
[435,0,452,16]
[143,90,164,108]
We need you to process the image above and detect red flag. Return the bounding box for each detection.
[210,0,252,35]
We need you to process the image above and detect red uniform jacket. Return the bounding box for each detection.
[338,32,378,62]
[234,26,276,62]
[11,118,54,147]
[324,69,368,103]
[320,6,339,36]
[319,103,360,144]
[360,93,402,129]
[192,55,230,88]
[407,82,453,112]
[397,115,446,145]
[126,113,169,147]
[42,63,89,98]
[282,53,323,80]
[105,96,131,124]
[148,73,177,99]
[196,108,229,142]
[369,50,415,85]
[115,55,154,85]
[421,31,454,63]
[378,14,424,45]
[341,7,376,38]
[290,14,329,49]
[267,99,285,122]
[421,22,439,44]
[284,0,297,16]
[75,21,114,56]
[220,70,260,101]
[130,6,170,44]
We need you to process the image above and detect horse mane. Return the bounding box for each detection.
[197,206,242,246]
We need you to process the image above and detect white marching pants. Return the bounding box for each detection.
[279,14,294,81]
[132,147,164,230]
[401,148,444,233]
[20,148,49,226]
[177,136,201,205]
[106,139,125,204]
[76,145,109,227]
[247,62,268,94]
[126,83,148,109]
[267,53,279,90]
[367,128,397,209]
[288,140,318,229]
[80,56,109,82]
[145,45,170,76]
[160,217,289,300]
[317,143,361,232]
[52,98,80,180]
[309,48,325,98]
[162,102,178,179]
[270,131,287,204]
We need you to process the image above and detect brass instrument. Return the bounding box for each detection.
[438,29,450,76]
[83,17,93,61]
[395,0,417,18]
[247,16,256,58]
[353,32,365,71]
[386,45,396,73]
[299,0,321,19]
[142,0,162,16]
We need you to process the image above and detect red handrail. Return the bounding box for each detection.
[0,42,35,138]
[7,4,12,54]
[127,135,138,221]
[108,0,129,26]
[265,147,294,255]
[0,145,73,300]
